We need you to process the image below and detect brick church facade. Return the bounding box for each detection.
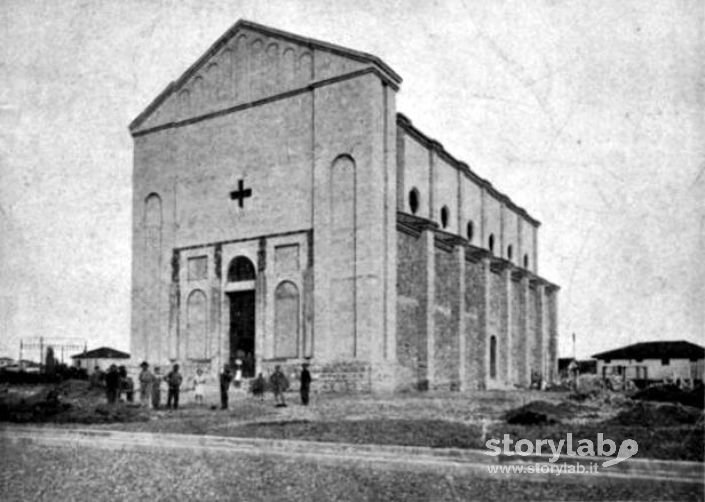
[130,20,559,392]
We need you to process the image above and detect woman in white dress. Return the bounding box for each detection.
[193,368,207,406]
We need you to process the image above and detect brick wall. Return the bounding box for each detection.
[510,279,523,385]
[464,259,485,389]
[488,271,505,382]
[433,246,459,390]
[528,286,540,376]
[396,230,426,389]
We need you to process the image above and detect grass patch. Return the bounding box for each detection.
[228,419,485,448]
[220,419,704,462]
[488,424,703,462]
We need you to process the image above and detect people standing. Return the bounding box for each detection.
[251,373,266,401]
[152,366,163,409]
[219,364,233,410]
[138,361,154,407]
[270,365,288,407]
[90,366,104,389]
[166,364,183,410]
[300,363,311,406]
[233,360,243,389]
[117,365,128,402]
[193,368,207,406]
[105,364,120,404]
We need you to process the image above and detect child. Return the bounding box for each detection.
[138,361,154,408]
[152,366,163,409]
[193,368,207,406]
[251,373,266,401]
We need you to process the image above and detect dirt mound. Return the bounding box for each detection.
[606,401,703,427]
[57,379,96,396]
[0,386,70,422]
[631,384,704,409]
[58,403,149,424]
[504,401,562,425]
[0,381,148,424]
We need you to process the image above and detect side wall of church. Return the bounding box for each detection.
[395,122,539,271]
[462,179,483,245]
[546,288,559,382]
[394,116,559,392]
[487,270,506,387]
[433,246,460,389]
[396,229,427,390]
[464,259,486,389]
[510,278,524,385]
[528,285,541,379]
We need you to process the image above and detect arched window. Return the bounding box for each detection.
[488,234,495,254]
[507,245,513,261]
[186,290,208,360]
[523,254,530,269]
[274,281,300,358]
[143,193,163,357]
[144,193,162,228]
[330,155,356,358]
[489,335,497,379]
[466,220,474,241]
[227,256,255,282]
[440,206,450,229]
[408,188,420,215]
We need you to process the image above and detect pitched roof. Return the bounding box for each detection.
[592,341,705,360]
[71,347,131,360]
[129,19,402,132]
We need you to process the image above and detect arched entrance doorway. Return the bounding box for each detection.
[226,256,256,377]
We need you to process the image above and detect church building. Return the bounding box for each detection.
[130,20,559,392]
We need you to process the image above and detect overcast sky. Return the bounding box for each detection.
[1,0,703,360]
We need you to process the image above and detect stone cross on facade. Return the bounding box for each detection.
[229,179,252,208]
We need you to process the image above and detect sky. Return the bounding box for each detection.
[1,0,703,360]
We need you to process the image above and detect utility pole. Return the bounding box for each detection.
[572,332,576,360]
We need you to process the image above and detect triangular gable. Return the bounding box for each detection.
[130,20,402,134]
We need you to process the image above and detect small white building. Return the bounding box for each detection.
[592,340,704,384]
[71,347,131,374]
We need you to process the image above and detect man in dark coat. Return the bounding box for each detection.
[270,365,288,407]
[105,364,120,404]
[219,364,234,410]
[300,363,311,406]
[166,364,183,410]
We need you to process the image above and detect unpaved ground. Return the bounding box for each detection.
[1,381,702,461]
[1,439,702,502]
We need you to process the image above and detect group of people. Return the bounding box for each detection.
[100,364,135,404]
[218,363,311,409]
[136,362,184,409]
[99,361,313,410]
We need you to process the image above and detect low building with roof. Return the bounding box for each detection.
[71,347,131,375]
[592,340,704,384]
